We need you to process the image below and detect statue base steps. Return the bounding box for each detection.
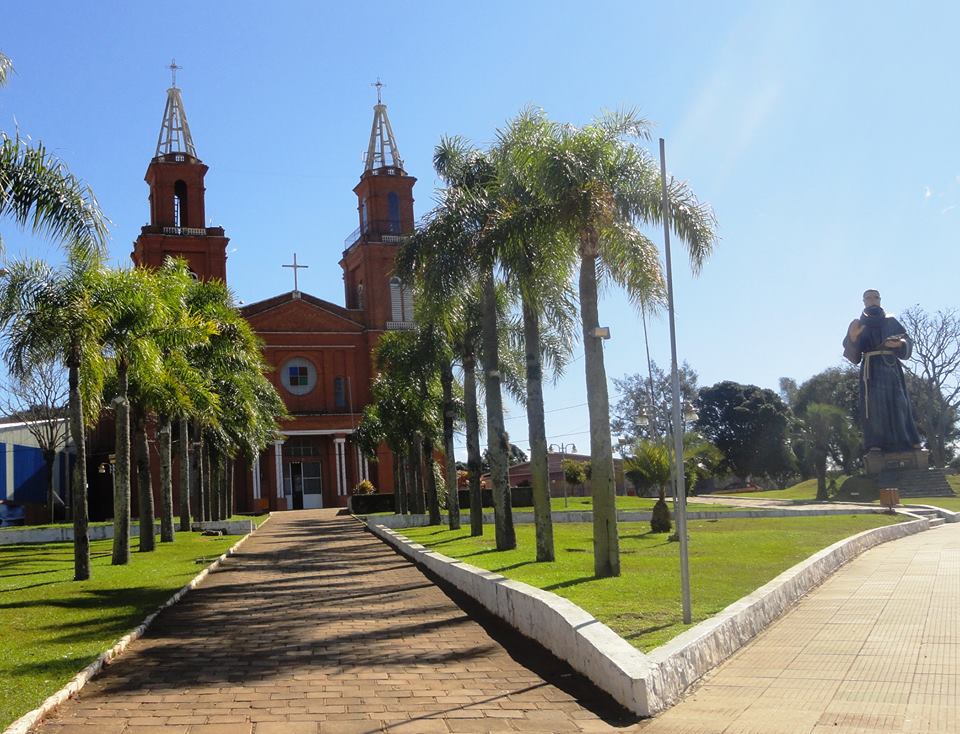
[877,467,955,498]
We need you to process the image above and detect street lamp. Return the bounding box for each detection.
[548,442,577,508]
[660,137,693,625]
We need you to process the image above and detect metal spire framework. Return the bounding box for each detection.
[155,58,197,158]
[364,79,404,172]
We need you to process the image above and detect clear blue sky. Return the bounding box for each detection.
[3,2,958,459]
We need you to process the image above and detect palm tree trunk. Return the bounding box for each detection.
[134,407,155,552]
[158,418,174,542]
[402,450,416,515]
[193,430,205,522]
[203,444,213,522]
[441,360,461,530]
[67,354,90,580]
[579,246,620,578]
[481,270,515,550]
[44,451,56,523]
[424,438,441,525]
[409,441,425,515]
[463,351,483,536]
[395,454,408,515]
[522,297,554,561]
[178,418,191,532]
[111,358,131,566]
[227,460,235,518]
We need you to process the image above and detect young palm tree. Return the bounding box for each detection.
[534,111,716,577]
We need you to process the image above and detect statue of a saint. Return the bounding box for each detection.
[842,289,922,454]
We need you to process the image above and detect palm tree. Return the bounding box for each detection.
[0,256,109,580]
[533,111,716,577]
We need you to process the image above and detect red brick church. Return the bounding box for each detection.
[129,77,413,513]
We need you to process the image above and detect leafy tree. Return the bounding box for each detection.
[796,403,848,500]
[613,361,699,444]
[561,458,586,500]
[901,306,960,467]
[696,381,796,481]
[2,361,68,522]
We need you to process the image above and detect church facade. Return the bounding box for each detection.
[130,79,413,512]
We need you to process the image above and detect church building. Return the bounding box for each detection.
[130,76,414,512]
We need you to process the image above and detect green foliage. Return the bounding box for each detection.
[696,381,796,480]
[625,440,670,496]
[561,457,586,486]
[352,479,376,495]
[650,497,672,533]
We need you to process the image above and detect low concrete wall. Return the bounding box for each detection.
[362,506,889,530]
[368,511,930,716]
[0,519,254,545]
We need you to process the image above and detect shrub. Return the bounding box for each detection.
[650,497,672,533]
[352,479,376,495]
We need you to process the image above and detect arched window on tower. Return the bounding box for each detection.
[356,282,365,310]
[387,192,400,233]
[389,277,414,325]
[173,180,189,229]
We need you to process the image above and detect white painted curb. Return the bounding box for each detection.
[368,511,931,716]
[3,515,272,734]
[0,519,255,546]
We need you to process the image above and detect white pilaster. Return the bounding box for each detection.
[252,454,261,500]
[335,437,347,496]
[273,441,284,499]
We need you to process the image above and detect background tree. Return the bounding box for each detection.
[696,381,796,482]
[613,361,699,444]
[625,440,671,532]
[1,361,68,521]
[796,403,848,500]
[901,306,960,467]
[561,457,586,501]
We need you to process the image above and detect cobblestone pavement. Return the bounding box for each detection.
[34,510,644,733]
[642,523,960,733]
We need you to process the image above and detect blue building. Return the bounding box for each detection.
[0,420,72,513]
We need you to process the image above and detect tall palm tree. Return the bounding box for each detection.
[0,255,109,580]
[534,111,716,577]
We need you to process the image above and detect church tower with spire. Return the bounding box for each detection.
[340,82,417,331]
[132,61,229,281]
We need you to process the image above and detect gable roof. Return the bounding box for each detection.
[241,291,364,330]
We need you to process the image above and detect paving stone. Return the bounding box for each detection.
[30,510,634,733]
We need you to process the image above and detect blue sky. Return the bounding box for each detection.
[2,1,958,459]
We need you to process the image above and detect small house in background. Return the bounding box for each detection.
[490,453,627,496]
[0,420,72,523]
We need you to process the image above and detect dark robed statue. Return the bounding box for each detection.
[842,289,922,453]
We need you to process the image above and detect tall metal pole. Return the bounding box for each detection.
[659,138,692,624]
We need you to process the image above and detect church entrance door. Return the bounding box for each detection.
[290,462,304,510]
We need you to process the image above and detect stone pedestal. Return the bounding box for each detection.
[864,449,929,476]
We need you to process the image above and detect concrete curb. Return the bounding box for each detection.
[906,504,960,522]
[362,505,890,530]
[368,511,930,716]
[3,514,272,734]
[0,519,255,546]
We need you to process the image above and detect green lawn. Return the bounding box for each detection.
[722,476,851,501]
[0,532,238,728]
[399,514,901,652]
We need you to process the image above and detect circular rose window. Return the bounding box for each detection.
[280,357,316,396]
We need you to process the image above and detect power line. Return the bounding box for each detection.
[502,401,587,422]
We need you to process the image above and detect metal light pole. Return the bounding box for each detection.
[659,138,692,625]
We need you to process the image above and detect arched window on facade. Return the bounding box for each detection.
[389,276,414,323]
[356,282,364,310]
[387,192,400,233]
[174,180,188,228]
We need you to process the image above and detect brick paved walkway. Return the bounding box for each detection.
[34,510,643,734]
[642,522,960,733]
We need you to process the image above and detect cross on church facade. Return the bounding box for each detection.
[371,77,384,104]
[282,253,309,292]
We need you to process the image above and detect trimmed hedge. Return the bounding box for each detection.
[349,486,535,515]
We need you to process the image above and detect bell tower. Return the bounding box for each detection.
[132,61,228,281]
[340,81,416,331]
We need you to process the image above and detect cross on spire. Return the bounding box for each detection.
[371,77,384,104]
[282,253,309,292]
[169,58,182,88]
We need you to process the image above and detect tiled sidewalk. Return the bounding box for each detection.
[642,522,960,733]
[33,510,642,733]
